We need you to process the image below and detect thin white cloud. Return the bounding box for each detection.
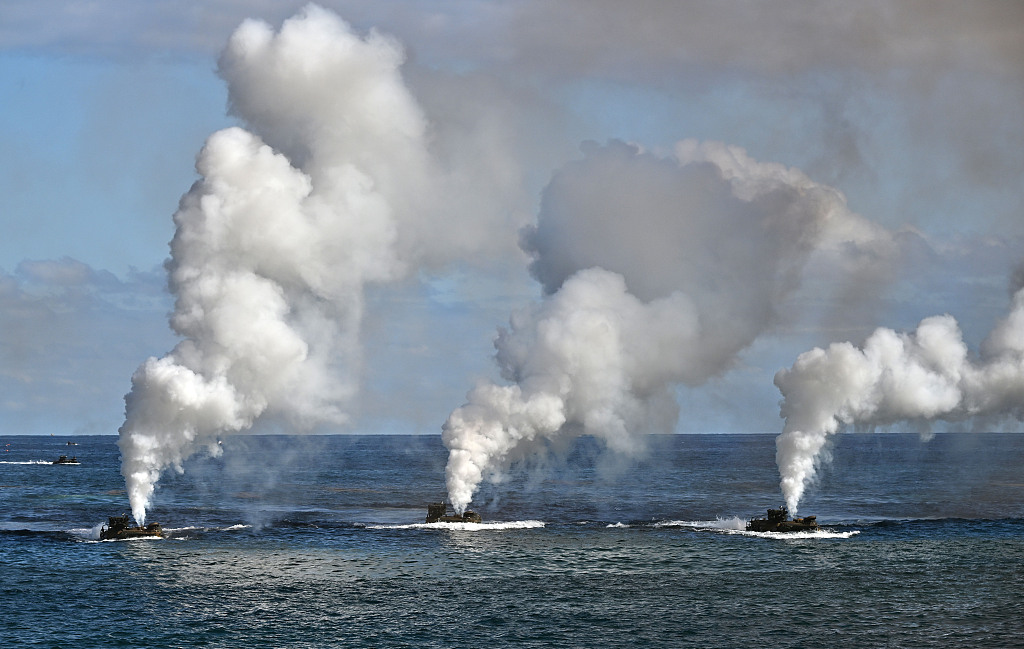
[4,1,1021,76]
[0,259,174,434]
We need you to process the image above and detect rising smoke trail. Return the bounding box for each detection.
[775,276,1024,512]
[118,7,443,525]
[443,140,898,513]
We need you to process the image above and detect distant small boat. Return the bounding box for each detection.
[66,441,77,446]
[52,455,80,465]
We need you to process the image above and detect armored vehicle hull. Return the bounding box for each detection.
[52,455,79,465]
[426,502,482,524]
[747,506,818,533]
[100,515,164,540]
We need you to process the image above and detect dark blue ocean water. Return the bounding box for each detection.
[2,433,1022,648]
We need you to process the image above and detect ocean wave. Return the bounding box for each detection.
[366,520,546,531]
[1,523,73,536]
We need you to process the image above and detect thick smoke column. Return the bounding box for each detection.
[775,278,1024,512]
[119,7,441,525]
[443,140,896,512]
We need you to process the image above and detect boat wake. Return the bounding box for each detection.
[63,521,252,541]
[68,525,164,542]
[0,460,51,465]
[642,518,860,539]
[605,517,749,530]
[144,523,254,537]
[95,535,164,542]
[653,517,749,531]
[737,528,860,539]
[67,523,105,540]
[366,520,546,531]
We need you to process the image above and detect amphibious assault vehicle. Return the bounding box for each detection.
[52,455,79,465]
[425,502,482,524]
[100,515,164,540]
[746,506,819,533]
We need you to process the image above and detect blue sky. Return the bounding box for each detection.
[2,1,1023,437]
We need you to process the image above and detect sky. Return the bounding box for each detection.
[2,0,1023,440]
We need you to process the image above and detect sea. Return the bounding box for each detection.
[1,432,1022,648]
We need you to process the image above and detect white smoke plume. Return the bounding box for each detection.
[118,6,447,525]
[775,277,1024,513]
[443,139,897,512]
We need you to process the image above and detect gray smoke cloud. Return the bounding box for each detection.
[101,2,1023,524]
[443,139,898,512]
[118,6,467,525]
[775,277,1024,513]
